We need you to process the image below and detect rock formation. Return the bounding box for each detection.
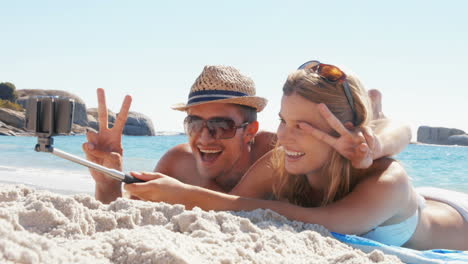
[86,108,155,136]
[417,126,468,146]
[124,111,156,136]
[447,135,468,146]
[0,108,25,129]
[86,108,117,131]
[0,121,26,136]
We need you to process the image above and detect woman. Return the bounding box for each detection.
[125,61,468,250]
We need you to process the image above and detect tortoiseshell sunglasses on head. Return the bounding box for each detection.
[298,60,357,125]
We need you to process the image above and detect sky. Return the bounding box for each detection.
[1,0,467,140]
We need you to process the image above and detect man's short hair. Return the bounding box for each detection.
[237,104,257,123]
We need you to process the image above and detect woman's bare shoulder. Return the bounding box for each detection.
[230,150,276,198]
[354,158,411,199]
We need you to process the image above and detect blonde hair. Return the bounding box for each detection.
[272,69,372,207]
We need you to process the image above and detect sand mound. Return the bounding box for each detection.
[0,184,402,263]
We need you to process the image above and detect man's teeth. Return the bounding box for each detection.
[285,150,304,156]
[200,149,222,154]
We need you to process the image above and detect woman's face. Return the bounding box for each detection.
[277,93,334,177]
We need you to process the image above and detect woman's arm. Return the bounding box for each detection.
[124,159,412,235]
[189,160,410,234]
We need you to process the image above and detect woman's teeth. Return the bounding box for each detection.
[285,150,305,157]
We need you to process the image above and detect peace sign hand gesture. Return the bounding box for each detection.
[82,88,132,185]
[298,103,381,169]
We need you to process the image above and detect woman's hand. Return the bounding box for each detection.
[298,103,381,169]
[124,172,192,204]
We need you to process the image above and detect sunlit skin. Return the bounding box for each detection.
[85,88,466,250]
[277,94,334,189]
[186,103,256,187]
[124,93,421,234]
[83,89,275,201]
[83,88,132,203]
[84,87,410,203]
[123,90,468,250]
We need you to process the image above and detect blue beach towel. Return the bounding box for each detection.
[331,232,468,264]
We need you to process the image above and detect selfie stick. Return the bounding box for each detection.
[35,136,144,184]
[27,96,144,184]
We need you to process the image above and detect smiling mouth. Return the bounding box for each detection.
[284,149,305,160]
[199,148,223,163]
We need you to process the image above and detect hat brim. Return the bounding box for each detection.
[171,96,267,112]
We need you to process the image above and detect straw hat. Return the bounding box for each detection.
[172,65,267,112]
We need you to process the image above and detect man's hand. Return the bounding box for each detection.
[124,172,191,204]
[298,103,381,169]
[82,88,132,202]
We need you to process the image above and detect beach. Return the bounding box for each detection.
[0,184,403,263]
[1,136,467,263]
[1,115,466,262]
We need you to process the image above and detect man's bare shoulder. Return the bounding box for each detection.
[164,143,193,156]
[252,131,277,159]
[255,130,277,145]
[154,143,197,176]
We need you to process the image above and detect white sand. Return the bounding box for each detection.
[0,184,402,264]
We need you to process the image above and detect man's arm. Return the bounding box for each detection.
[83,144,123,203]
[82,88,131,204]
[370,118,412,159]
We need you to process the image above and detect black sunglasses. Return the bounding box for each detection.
[298,60,357,125]
[184,116,249,139]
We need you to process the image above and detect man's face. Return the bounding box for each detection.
[186,103,250,181]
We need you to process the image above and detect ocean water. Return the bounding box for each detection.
[0,135,467,194]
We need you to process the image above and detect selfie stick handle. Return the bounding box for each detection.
[50,148,145,184]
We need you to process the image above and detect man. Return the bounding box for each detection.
[84,65,411,204]
[158,65,276,192]
[84,65,276,203]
